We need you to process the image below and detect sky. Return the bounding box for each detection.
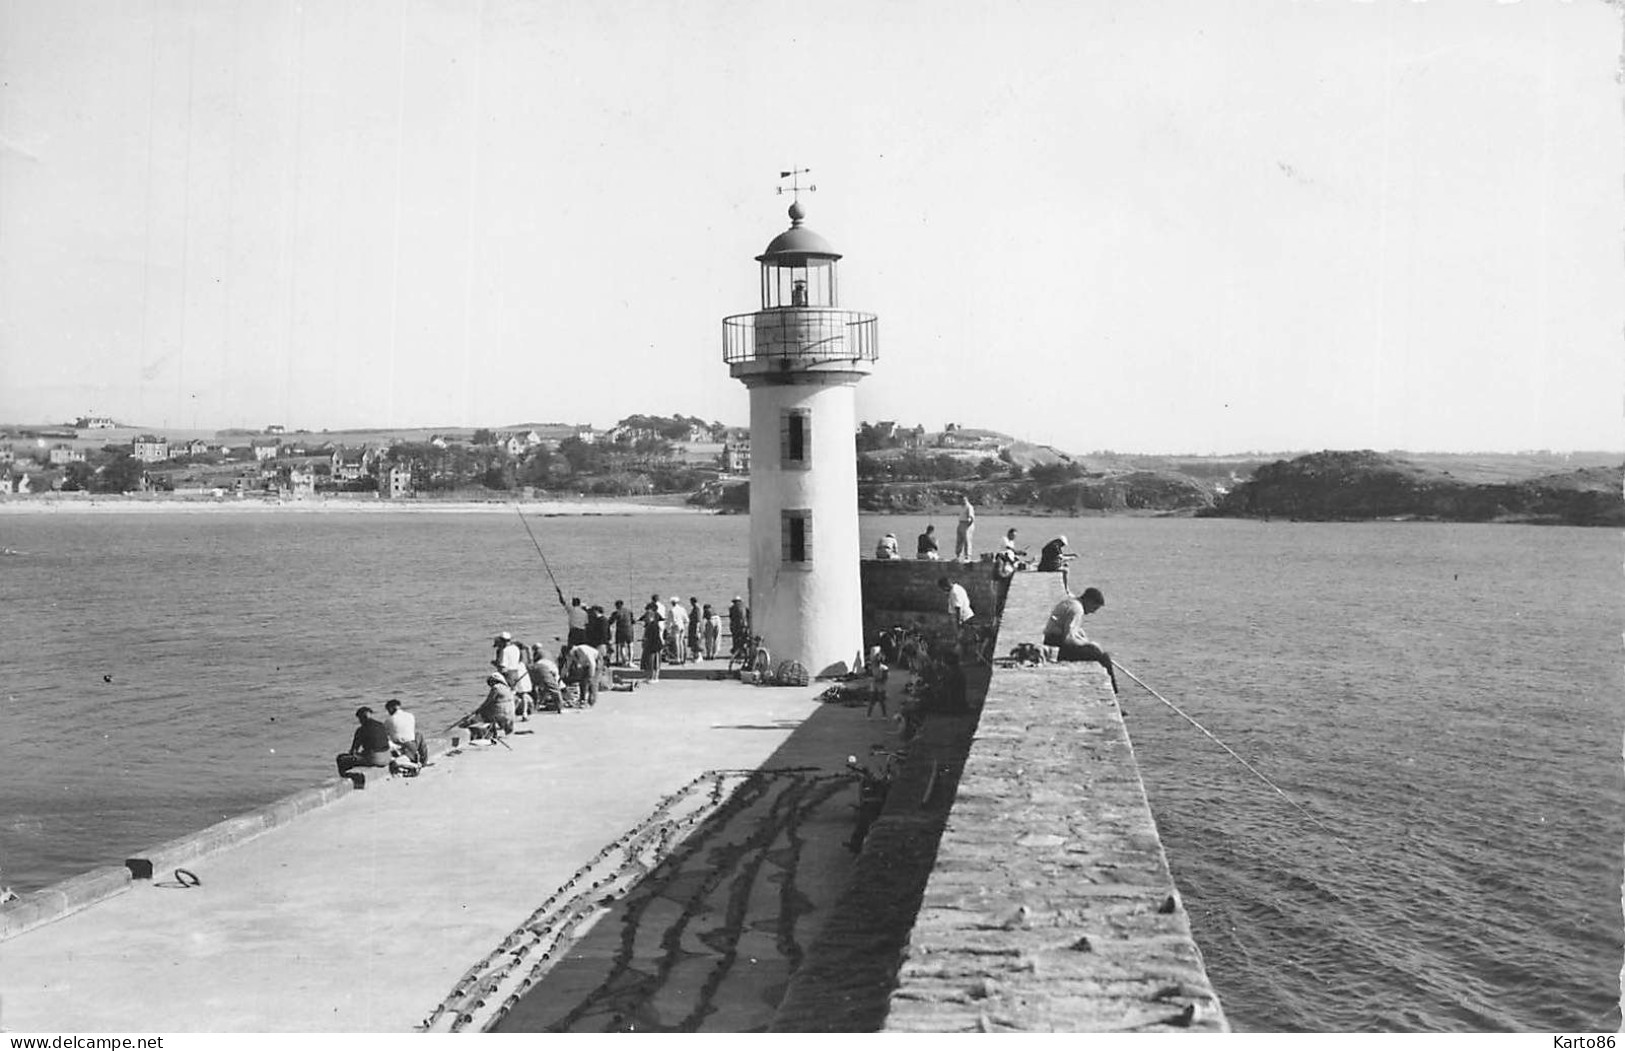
[0,0,1619,455]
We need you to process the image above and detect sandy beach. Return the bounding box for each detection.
[0,493,706,515]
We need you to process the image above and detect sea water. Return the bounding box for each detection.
[0,509,1617,1032]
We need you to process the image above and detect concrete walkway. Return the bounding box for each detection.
[0,679,881,1033]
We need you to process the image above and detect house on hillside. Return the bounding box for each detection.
[574,425,597,444]
[132,435,170,463]
[183,439,211,457]
[265,424,286,435]
[251,438,281,461]
[330,446,373,481]
[428,434,449,449]
[3,472,32,494]
[48,444,85,466]
[937,424,1005,452]
[383,464,413,498]
[721,436,751,474]
[278,466,315,499]
[75,415,116,430]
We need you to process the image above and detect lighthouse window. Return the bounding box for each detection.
[781,409,811,469]
[781,509,813,565]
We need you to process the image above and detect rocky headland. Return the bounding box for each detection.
[690,450,1624,526]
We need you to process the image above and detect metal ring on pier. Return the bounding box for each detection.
[174,868,201,888]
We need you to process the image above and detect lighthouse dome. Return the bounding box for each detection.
[757,202,842,265]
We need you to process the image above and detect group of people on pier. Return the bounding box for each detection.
[336,523,1115,780]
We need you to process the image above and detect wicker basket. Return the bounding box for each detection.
[775,660,810,687]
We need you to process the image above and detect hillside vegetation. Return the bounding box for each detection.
[1206,450,1624,526]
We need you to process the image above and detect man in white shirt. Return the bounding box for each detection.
[938,576,973,627]
[668,596,690,664]
[383,698,428,768]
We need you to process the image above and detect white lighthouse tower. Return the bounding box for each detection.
[722,180,878,677]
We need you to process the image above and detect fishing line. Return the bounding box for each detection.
[1114,661,1363,861]
[513,500,567,606]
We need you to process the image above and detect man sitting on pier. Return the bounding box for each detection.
[383,698,429,769]
[336,706,393,778]
[463,673,517,739]
[1041,586,1120,694]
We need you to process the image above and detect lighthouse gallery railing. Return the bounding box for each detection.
[722,309,879,367]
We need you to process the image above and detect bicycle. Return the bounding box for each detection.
[726,634,772,679]
[845,747,906,852]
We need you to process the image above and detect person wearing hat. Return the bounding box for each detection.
[640,601,664,681]
[1037,536,1078,589]
[492,631,528,715]
[874,532,899,560]
[336,706,392,778]
[466,672,517,738]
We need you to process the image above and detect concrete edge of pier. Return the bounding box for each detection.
[772,565,1229,1032]
[0,733,461,943]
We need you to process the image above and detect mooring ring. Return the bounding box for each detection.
[174,868,201,888]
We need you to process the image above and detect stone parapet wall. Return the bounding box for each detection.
[859,558,1005,653]
[882,571,1228,1032]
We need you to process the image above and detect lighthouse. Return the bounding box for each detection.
[722,186,878,677]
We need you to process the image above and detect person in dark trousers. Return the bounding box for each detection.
[336,706,392,778]
[1041,586,1119,694]
[728,596,748,658]
[612,599,635,666]
[383,699,429,769]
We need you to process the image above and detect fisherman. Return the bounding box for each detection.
[1041,586,1119,694]
[565,597,588,647]
[938,576,973,629]
[493,631,529,717]
[466,672,517,737]
[875,532,899,560]
[916,524,940,560]
[994,527,1023,579]
[1037,535,1078,590]
[383,699,429,769]
[564,641,600,707]
[954,495,976,562]
[528,643,563,712]
[336,706,392,778]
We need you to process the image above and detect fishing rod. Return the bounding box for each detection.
[1114,660,1363,861]
[513,499,567,607]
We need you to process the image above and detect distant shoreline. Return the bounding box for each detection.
[0,494,702,516]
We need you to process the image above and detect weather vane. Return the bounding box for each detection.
[776,167,816,203]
